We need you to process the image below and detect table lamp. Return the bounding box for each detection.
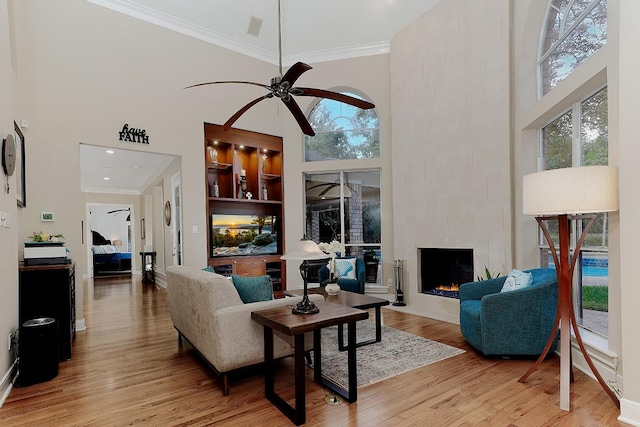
[281,236,328,314]
[520,165,619,411]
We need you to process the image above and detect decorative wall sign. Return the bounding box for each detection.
[118,124,149,144]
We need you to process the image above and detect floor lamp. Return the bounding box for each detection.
[520,165,619,411]
[281,236,328,314]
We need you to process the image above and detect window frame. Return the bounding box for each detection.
[303,89,380,162]
[538,0,607,98]
[537,85,609,337]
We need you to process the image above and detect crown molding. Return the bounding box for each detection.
[87,0,389,66]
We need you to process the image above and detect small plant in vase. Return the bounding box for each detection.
[30,231,64,243]
[318,240,345,295]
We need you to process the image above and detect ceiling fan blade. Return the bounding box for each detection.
[223,94,273,131]
[184,80,270,90]
[281,97,315,136]
[294,87,375,110]
[281,62,312,86]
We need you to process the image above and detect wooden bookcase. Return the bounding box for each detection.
[204,123,286,296]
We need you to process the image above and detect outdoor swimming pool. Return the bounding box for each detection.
[547,254,609,278]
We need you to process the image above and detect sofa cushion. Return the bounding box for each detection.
[335,258,357,279]
[231,275,273,303]
[500,269,533,292]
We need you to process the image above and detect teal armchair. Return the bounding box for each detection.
[459,268,558,357]
[318,257,366,294]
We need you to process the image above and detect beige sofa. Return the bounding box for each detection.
[166,265,323,395]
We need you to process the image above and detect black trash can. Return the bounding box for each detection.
[18,317,59,386]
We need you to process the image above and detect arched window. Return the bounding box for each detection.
[304,91,379,162]
[539,0,607,96]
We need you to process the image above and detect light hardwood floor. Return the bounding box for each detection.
[0,275,626,426]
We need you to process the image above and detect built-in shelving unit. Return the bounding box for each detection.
[204,123,286,297]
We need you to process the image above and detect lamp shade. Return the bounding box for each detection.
[281,238,328,261]
[523,165,619,215]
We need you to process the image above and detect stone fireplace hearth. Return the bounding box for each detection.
[419,248,473,298]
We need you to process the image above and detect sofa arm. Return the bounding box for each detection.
[208,294,325,373]
[459,276,506,301]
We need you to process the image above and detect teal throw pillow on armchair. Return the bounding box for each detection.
[500,269,533,292]
[231,275,274,303]
[335,258,357,279]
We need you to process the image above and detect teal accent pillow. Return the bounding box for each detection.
[231,275,273,303]
[500,269,533,292]
[335,258,357,279]
[202,266,216,273]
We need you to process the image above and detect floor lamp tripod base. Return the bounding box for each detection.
[518,214,619,411]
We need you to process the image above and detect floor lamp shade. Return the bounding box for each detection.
[523,165,618,215]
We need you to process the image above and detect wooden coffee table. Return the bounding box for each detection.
[285,288,390,350]
[252,301,368,426]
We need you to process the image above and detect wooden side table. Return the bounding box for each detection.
[251,301,368,426]
[139,251,156,283]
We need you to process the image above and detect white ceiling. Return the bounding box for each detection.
[81,0,442,193]
[87,0,442,64]
[80,144,176,194]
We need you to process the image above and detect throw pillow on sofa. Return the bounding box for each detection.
[231,275,274,303]
[500,269,533,292]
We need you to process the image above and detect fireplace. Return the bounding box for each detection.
[419,248,473,298]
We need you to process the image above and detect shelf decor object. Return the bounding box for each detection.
[519,165,619,411]
[281,236,328,314]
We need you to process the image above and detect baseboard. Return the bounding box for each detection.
[76,317,86,332]
[619,398,640,426]
[0,360,18,408]
[364,284,391,294]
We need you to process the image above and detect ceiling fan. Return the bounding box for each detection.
[107,208,131,221]
[185,0,375,136]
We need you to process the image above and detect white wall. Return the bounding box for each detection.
[390,0,512,323]
[614,0,640,421]
[0,0,20,402]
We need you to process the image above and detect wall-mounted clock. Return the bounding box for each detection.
[2,133,16,176]
[164,200,172,226]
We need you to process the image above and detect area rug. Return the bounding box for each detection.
[312,320,465,389]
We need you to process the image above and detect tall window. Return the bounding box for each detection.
[304,91,379,162]
[305,171,381,284]
[539,0,607,96]
[539,87,609,336]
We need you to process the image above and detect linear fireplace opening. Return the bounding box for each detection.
[420,248,473,298]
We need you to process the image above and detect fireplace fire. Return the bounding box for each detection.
[419,248,473,299]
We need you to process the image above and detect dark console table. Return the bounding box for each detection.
[19,262,76,360]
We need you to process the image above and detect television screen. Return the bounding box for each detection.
[210,214,278,257]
